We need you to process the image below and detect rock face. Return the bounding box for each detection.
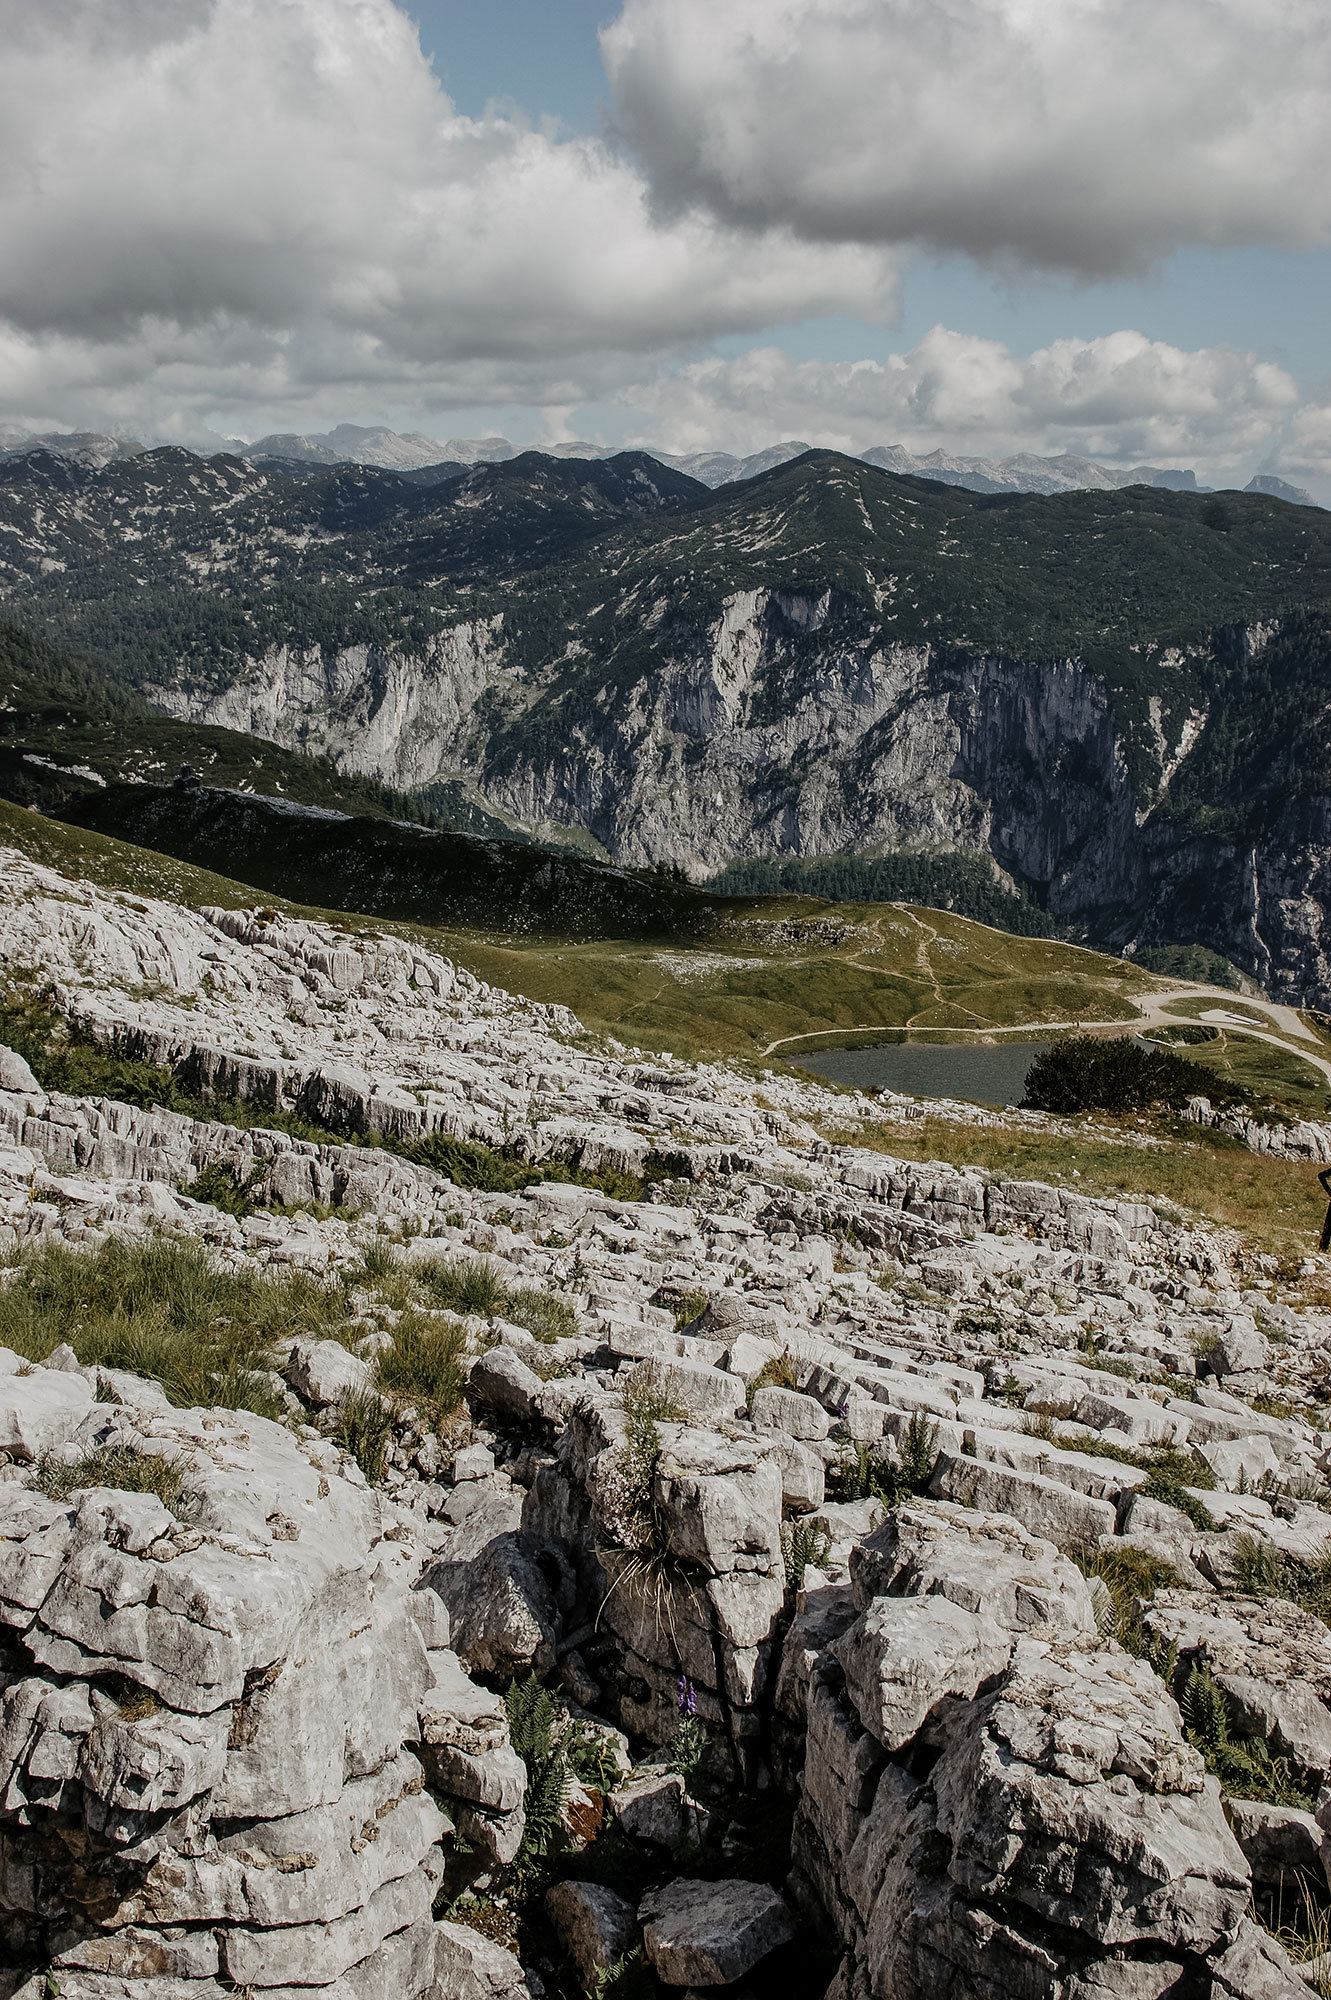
[117,620,1331,1005]
[787,1509,1253,2000]
[0,1363,523,1993]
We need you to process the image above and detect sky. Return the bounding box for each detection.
[2,0,1329,495]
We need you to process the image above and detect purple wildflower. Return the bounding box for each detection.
[676,1674,697,1718]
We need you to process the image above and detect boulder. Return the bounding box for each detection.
[283,1337,371,1408]
[751,1383,829,1440]
[432,1921,531,1998]
[468,1347,544,1423]
[833,1594,1012,1749]
[652,1426,782,1576]
[608,1768,689,1846]
[639,1876,795,1986]
[850,1502,1097,1638]
[0,1045,40,1095]
[929,1450,1117,1551]
[627,1355,746,1423]
[1210,1320,1271,1378]
[422,1533,568,1679]
[545,1880,638,1986]
[1225,1798,1325,1888]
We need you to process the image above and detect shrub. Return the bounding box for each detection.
[1022,1033,1244,1116]
[375,1314,467,1427]
[181,1160,268,1218]
[31,1443,194,1514]
[326,1387,394,1483]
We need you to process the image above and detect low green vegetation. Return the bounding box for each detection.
[325,1388,395,1485]
[0,1236,347,1419]
[831,1412,941,1507]
[502,1676,619,1882]
[1133,943,1246,990]
[1076,1543,1179,1661]
[1180,1662,1315,1808]
[781,1518,833,1593]
[374,1314,468,1429]
[1023,1033,1246,1117]
[30,1443,194,1515]
[1231,1533,1331,1627]
[708,849,1061,937]
[415,1253,577,1343]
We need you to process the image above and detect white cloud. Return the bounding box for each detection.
[0,0,897,432]
[619,329,1304,478]
[603,0,1331,277]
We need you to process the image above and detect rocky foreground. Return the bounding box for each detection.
[3,850,1331,1996]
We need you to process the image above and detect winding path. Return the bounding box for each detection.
[761,981,1331,1088]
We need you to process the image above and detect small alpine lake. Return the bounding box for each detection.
[795,1038,1051,1106]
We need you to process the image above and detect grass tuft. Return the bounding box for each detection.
[375,1313,467,1428]
[31,1443,194,1514]
[0,1236,349,1417]
[325,1387,394,1484]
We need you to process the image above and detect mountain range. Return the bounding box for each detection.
[1,439,1330,1000]
[0,418,1316,505]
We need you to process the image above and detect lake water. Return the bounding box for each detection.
[797,1040,1050,1106]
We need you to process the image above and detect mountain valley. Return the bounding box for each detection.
[2,444,1331,1001]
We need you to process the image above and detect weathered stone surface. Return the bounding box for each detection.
[750,1385,829,1440]
[1225,1798,1325,1888]
[849,1502,1097,1637]
[283,1338,371,1408]
[833,1595,1012,1749]
[652,1427,782,1575]
[933,1638,1249,1952]
[423,1533,566,1679]
[627,1355,746,1422]
[545,1880,637,1984]
[639,1876,795,1986]
[929,1452,1117,1551]
[0,1046,40,1095]
[468,1348,544,1423]
[608,1768,688,1846]
[432,1921,531,1998]
[1143,1590,1331,1781]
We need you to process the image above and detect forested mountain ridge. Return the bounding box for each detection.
[2,443,1331,998]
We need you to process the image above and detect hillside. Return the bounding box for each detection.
[6,793,1331,1997]
[3,446,1331,999]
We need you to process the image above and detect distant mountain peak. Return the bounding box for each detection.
[0,421,1322,509]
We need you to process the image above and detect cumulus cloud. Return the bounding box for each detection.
[619,329,1304,478]
[603,0,1331,277]
[0,0,896,431]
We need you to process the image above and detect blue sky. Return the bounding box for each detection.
[413,0,1330,388]
[2,1,1328,492]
